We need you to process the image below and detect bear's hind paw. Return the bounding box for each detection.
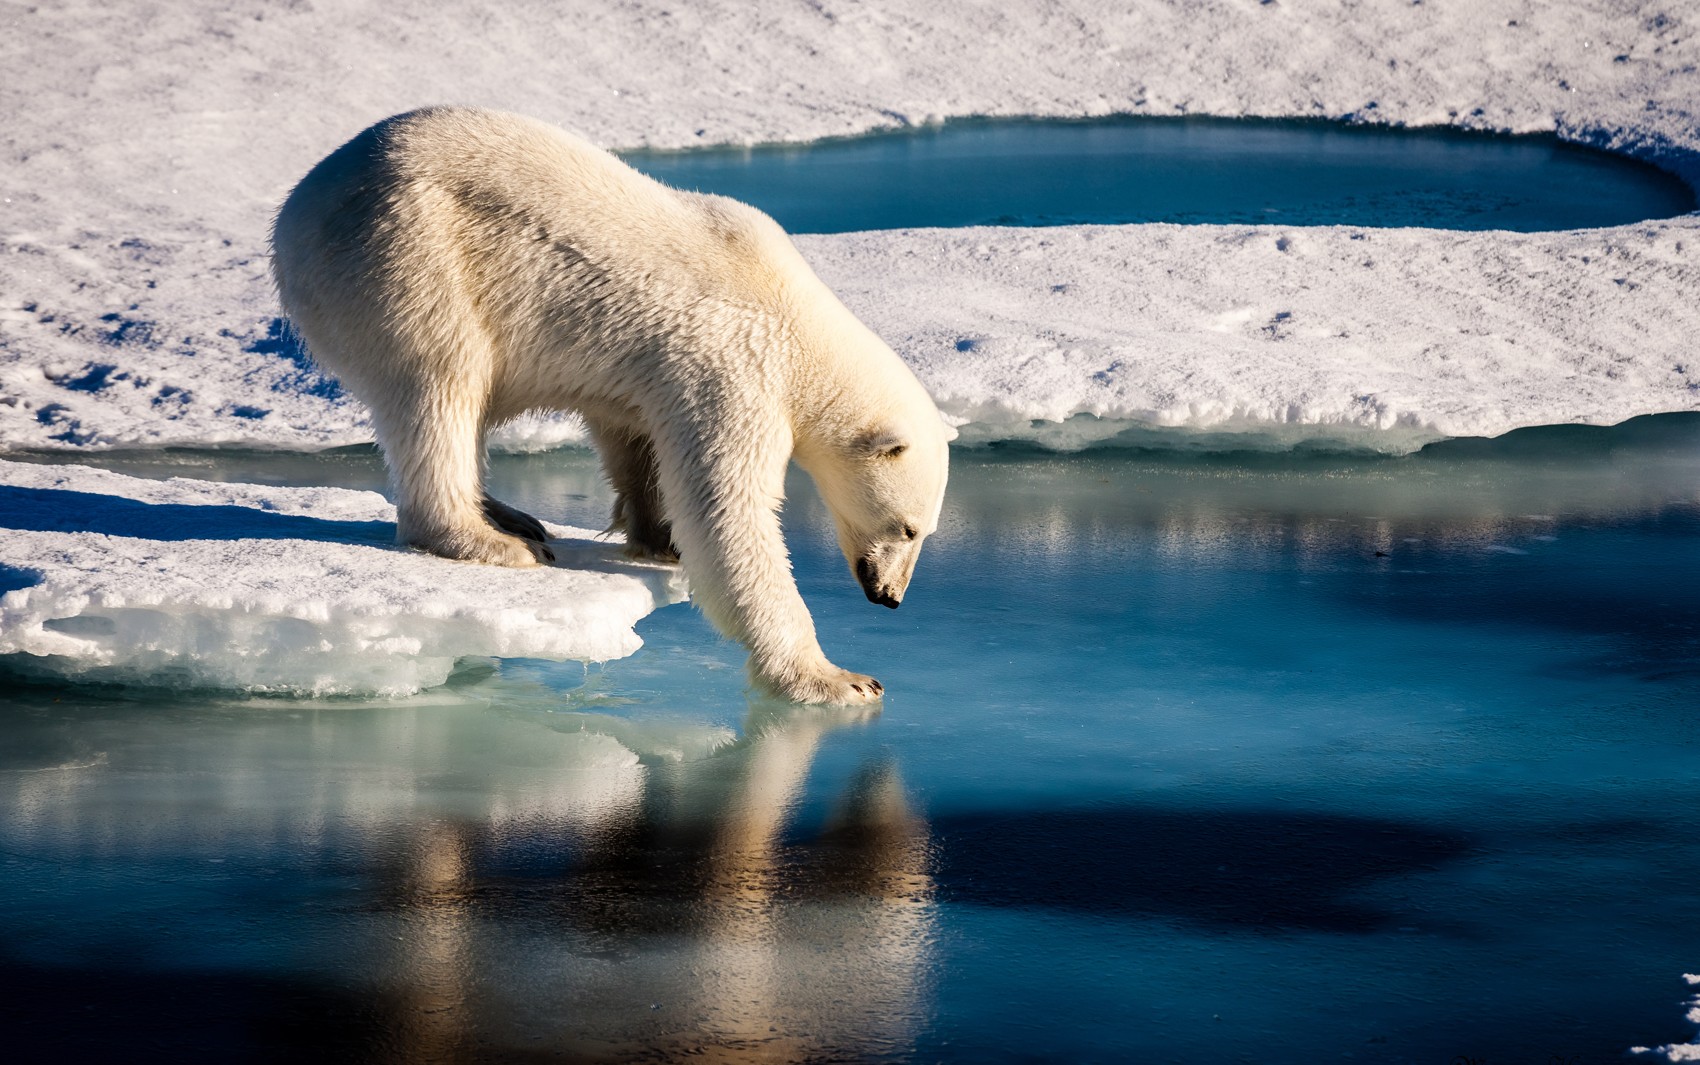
[621,541,680,564]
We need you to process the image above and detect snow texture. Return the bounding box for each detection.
[807,221,1700,450]
[0,459,687,695]
[1633,975,1700,1062]
[2,0,1699,453]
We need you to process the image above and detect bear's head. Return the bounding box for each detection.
[806,404,954,611]
[774,241,955,617]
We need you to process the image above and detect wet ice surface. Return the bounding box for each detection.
[3,419,1700,1062]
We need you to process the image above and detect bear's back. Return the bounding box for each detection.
[277,108,805,327]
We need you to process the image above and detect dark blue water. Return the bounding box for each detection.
[4,417,1699,1062]
[623,117,1697,232]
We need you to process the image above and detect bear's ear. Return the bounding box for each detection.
[855,428,909,459]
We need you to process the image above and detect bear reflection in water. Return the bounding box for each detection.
[0,692,934,1063]
[366,702,934,1063]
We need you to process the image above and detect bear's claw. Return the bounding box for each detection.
[482,495,549,543]
[774,666,885,705]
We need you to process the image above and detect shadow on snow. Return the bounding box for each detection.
[0,484,394,545]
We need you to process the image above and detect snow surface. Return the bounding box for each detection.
[3,0,1699,453]
[1633,974,1700,1062]
[808,221,1700,449]
[0,459,687,695]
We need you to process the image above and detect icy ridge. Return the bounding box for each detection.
[3,0,1699,453]
[0,460,688,695]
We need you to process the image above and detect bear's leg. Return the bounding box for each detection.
[588,422,678,562]
[650,417,881,705]
[381,383,553,567]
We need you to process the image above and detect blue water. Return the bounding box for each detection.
[3,417,1699,1062]
[622,117,1698,232]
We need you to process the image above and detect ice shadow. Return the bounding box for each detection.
[244,316,346,400]
[0,484,395,545]
[0,484,667,582]
[928,803,1473,934]
[0,563,38,596]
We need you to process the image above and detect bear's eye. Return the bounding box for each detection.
[883,443,908,459]
[903,525,918,541]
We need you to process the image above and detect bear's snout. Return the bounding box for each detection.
[855,557,903,609]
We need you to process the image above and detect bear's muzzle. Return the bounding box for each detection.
[855,557,903,609]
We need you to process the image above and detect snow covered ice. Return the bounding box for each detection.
[3,0,1699,454]
[808,221,1700,450]
[0,459,686,695]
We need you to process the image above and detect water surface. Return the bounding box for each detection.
[4,417,1699,1062]
[622,116,1697,232]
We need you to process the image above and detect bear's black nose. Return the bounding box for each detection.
[855,558,900,608]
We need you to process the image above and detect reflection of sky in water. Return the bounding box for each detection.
[3,416,1698,1061]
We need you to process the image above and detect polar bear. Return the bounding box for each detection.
[271,107,951,704]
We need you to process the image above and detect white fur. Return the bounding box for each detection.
[271,107,951,704]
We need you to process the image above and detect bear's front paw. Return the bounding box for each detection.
[770,665,885,706]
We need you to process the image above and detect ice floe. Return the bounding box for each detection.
[2,1,1699,454]
[0,459,686,695]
